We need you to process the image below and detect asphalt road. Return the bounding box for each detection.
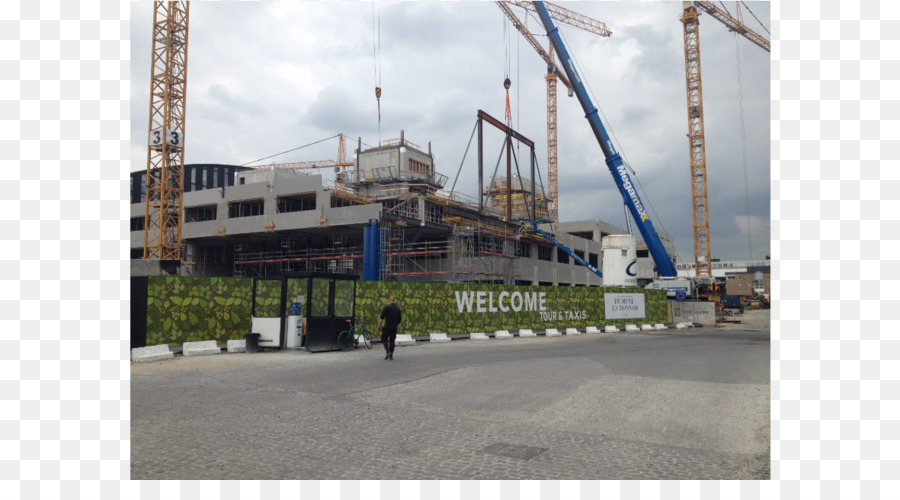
[131,321,770,480]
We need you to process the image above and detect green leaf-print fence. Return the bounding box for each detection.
[355,282,668,336]
[141,276,668,345]
[145,276,252,346]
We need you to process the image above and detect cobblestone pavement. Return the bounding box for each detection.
[132,328,769,480]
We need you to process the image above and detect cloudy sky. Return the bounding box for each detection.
[130,1,771,265]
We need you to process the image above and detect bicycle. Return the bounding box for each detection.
[338,316,374,350]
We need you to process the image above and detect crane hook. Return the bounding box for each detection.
[503,77,511,90]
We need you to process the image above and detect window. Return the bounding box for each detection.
[538,245,552,262]
[637,249,649,258]
[557,248,569,264]
[333,280,355,317]
[229,198,264,218]
[277,193,316,213]
[409,158,430,175]
[130,217,144,231]
[574,250,585,266]
[198,245,226,264]
[569,231,593,241]
[588,252,599,268]
[517,243,532,258]
[185,204,217,223]
[331,195,361,208]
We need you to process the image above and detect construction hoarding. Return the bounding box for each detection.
[136,277,668,346]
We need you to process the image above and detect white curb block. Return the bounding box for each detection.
[565,328,581,335]
[429,333,451,343]
[585,326,600,333]
[640,324,654,331]
[545,328,562,337]
[131,344,173,363]
[226,339,246,353]
[625,325,640,332]
[518,329,536,337]
[183,340,220,357]
[654,324,667,330]
[470,332,489,341]
[396,334,416,346]
[494,330,513,339]
[605,326,620,333]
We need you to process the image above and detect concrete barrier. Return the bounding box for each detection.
[131,344,173,363]
[625,325,640,332]
[675,323,687,329]
[654,324,667,330]
[518,329,536,337]
[545,328,562,337]
[226,339,246,353]
[670,300,715,326]
[585,326,600,333]
[429,333,451,343]
[470,332,489,341]
[495,330,513,339]
[396,334,416,346]
[565,328,581,335]
[183,340,220,357]
[604,325,620,333]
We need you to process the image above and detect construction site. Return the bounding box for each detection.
[130,127,631,287]
[131,1,769,294]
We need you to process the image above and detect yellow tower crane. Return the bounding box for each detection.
[143,1,190,262]
[681,1,769,278]
[496,1,612,228]
[248,133,354,175]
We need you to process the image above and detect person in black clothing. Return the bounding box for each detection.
[376,296,402,360]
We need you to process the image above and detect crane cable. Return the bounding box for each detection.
[503,16,512,125]
[733,29,754,260]
[372,1,382,145]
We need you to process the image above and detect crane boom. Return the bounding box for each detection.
[532,1,677,277]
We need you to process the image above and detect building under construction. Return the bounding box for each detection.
[130,130,677,286]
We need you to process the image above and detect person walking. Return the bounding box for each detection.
[376,296,402,360]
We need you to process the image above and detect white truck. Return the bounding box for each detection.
[644,277,694,299]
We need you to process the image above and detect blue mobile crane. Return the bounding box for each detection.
[531,1,678,278]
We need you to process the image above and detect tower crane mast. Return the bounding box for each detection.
[143,1,190,262]
[680,1,768,278]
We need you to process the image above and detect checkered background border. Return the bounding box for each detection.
[2,0,896,498]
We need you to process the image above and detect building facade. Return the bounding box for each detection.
[130,135,676,286]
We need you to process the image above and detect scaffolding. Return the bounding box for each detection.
[233,241,363,278]
[381,224,453,282]
[446,217,520,284]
